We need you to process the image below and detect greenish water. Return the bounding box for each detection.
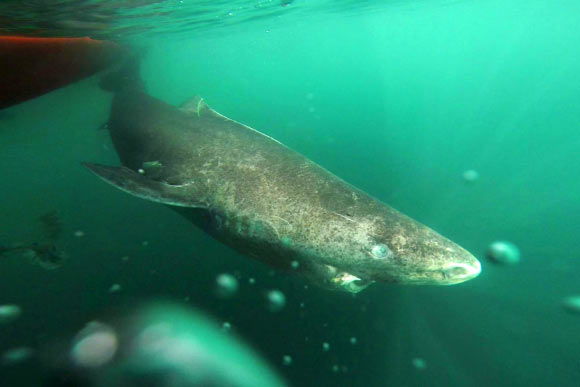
[1,0,580,386]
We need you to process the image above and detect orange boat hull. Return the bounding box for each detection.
[0,36,126,109]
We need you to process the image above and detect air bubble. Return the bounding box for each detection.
[108,284,122,293]
[0,304,21,324]
[486,241,520,265]
[282,355,292,366]
[1,347,34,366]
[215,273,239,298]
[412,357,427,370]
[266,290,286,312]
[562,295,580,315]
[71,322,118,368]
[462,169,479,182]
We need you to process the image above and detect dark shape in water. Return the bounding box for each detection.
[0,211,65,269]
[0,243,65,270]
[0,110,17,121]
[38,210,62,241]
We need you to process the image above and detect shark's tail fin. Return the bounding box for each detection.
[99,51,145,93]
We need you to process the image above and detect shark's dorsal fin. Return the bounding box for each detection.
[83,162,206,208]
[179,95,211,117]
[179,96,232,121]
[179,95,283,145]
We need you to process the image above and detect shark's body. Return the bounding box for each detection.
[86,83,480,292]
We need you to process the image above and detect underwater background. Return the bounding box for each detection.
[1,0,579,385]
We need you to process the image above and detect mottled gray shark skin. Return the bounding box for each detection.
[85,88,481,293]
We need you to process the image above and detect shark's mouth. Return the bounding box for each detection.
[331,272,375,293]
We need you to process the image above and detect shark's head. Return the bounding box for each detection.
[319,207,481,291]
[361,225,481,285]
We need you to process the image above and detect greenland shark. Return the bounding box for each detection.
[84,65,481,293]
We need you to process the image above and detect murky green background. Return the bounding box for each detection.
[1,0,579,385]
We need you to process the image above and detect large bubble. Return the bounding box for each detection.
[1,347,34,366]
[70,321,118,368]
[462,169,479,183]
[562,295,580,315]
[266,290,286,312]
[0,304,21,324]
[215,273,239,298]
[486,241,520,265]
[63,302,287,387]
[412,357,427,370]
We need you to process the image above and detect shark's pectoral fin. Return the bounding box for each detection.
[299,261,375,293]
[83,162,206,208]
[331,272,374,293]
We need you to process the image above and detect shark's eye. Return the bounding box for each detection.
[371,243,390,259]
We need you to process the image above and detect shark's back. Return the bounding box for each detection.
[107,90,367,223]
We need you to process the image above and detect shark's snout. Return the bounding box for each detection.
[441,259,481,284]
